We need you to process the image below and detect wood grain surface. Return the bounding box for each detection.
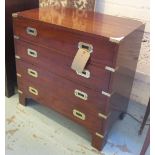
[14,6,143,38]
[14,39,111,92]
[13,6,144,150]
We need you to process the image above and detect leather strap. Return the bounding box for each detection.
[71,48,90,73]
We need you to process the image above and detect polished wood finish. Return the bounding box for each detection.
[13,17,115,68]
[5,0,38,97]
[16,60,110,114]
[14,39,111,92]
[13,6,144,150]
[14,7,142,38]
[18,78,104,132]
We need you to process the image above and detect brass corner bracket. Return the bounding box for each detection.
[109,36,124,43]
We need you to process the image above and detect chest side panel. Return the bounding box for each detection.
[107,25,145,129]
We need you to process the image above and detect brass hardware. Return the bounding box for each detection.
[95,132,104,139]
[105,66,119,72]
[26,27,37,36]
[14,35,19,39]
[78,42,93,53]
[105,66,115,72]
[76,69,90,78]
[73,109,86,120]
[27,68,38,78]
[98,113,110,119]
[101,91,111,97]
[15,55,21,59]
[29,86,38,96]
[109,36,124,43]
[27,48,38,58]
[74,89,88,100]
[12,13,18,18]
[18,90,23,94]
[16,73,21,77]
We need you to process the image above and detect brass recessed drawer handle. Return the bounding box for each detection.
[73,109,86,120]
[27,48,37,58]
[27,68,38,78]
[26,27,37,36]
[29,86,38,96]
[78,42,93,53]
[74,89,88,100]
[76,69,90,78]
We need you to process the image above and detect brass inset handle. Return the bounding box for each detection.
[27,68,38,78]
[78,42,93,53]
[26,27,37,36]
[76,69,90,78]
[29,86,38,96]
[74,89,88,100]
[27,48,37,58]
[73,109,86,120]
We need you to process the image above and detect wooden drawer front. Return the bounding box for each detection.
[16,60,110,115]
[17,78,107,132]
[15,40,111,92]
[13,17,116,68]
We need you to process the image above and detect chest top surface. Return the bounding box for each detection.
[16,6,143,39]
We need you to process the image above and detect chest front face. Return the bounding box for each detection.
[12,7,143,151]
[13,13,118,91]
[14,14,114,141]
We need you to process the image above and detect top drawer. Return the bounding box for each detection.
[13,17,116,68]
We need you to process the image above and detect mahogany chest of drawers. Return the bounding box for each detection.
[12,7,144,150]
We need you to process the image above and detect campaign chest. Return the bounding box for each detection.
[12,7,144,150]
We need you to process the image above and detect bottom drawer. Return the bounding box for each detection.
[17,78,108,133]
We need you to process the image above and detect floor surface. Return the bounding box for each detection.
[6,94,149,155]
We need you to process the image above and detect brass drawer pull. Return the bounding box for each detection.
[73,109,86,120]
[27,48,37,58]
[26,27,37,36]
[29,86,38,96]
[78,42,93,53]
[74,89,88,100]
[27,68,38,78]
[76,69,90,78]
